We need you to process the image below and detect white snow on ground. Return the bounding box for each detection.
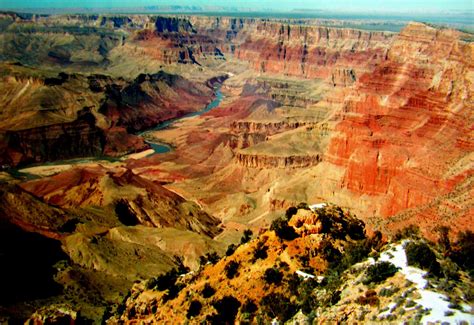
[377,241,473,324]
[296,270,325,283]
[309,203,327,210]
[378,302,398,318]
[296,270,315,279]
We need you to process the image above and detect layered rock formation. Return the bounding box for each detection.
[1,14,393,81]
[325,22,474,232]
[130,16,394,81]
[98,71,213,131]
[5,108,106,166]
[0,64,216,166]
[236,152,321,169]
[19,165,221,236]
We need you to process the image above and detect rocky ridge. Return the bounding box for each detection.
[115,205,473,323]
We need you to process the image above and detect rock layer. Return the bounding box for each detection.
[325,22,474,229]
[236,152,321,169]
[0,64,215,166]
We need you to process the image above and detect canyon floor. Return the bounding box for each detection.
[0,12,473,323]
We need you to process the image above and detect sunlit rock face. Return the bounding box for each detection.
[325,22,474,234]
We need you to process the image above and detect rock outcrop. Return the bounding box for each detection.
[236,152,321,168]
[99,71,213,132]
[4,108,106,166]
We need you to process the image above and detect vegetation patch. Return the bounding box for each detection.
[263,267,283,285]
[186,300,202,319]
[260,293,297,323]
[270,217,298,240]
[251,241,268,262]
[363,262,399,284]
[405,242,440,276]
[201,283,215,298]
[207,296,241,324]
[225,261,240,279]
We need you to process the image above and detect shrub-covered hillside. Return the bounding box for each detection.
[112,204,474,324]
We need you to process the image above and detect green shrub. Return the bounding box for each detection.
[297,202,310,210]
[393,225,420,241]
[163,282,185,302]
[175,256,190,274]
[240,299,257,324]
[199,251,220,265]
[379,286,399,297]
[448,301,463,310]
[251,241,268,262]
[285,206,298,219]
[297,277,319,313]
[319,240,342,263]
[202,283,215,298]
[317,206,365,240]
[226,244,237,256]
[405,242,441,276]
[279,261,289,271]
[287,273,302,296]
[405,299,416,308]
[241,299,258,314]
[147,269,178,291]
[435,226,451,253]
[263,268,283,285]
[363,262,399,284]
[225,261,240,279]
[260,293,297,322]
[241,229,253,244]
[450,230,474,275]
[270,217,298,240]
[207,296,241,324]
[187,300,202,318]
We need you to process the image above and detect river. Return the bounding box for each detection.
[140,86,224,154]
[10,86,224,177]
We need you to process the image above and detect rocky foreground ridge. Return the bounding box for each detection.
[115,204,473,324]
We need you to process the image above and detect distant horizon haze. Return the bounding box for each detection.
[0,0,472,12]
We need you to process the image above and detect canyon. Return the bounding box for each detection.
[0,12,472,322]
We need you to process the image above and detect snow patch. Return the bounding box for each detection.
[309,203,327,210]
[378,241,473,324]
[296,270,315,280]
[378,302,397,318]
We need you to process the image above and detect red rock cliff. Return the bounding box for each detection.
[325,22,474,232]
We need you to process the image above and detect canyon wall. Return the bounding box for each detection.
[324,22,474,231]
[5,108,105,166]
[137,16,394,80]
[0,64,215,166]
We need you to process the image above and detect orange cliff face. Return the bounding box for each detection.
[325,22,474,234]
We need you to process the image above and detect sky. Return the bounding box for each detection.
[0,0,472,12]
